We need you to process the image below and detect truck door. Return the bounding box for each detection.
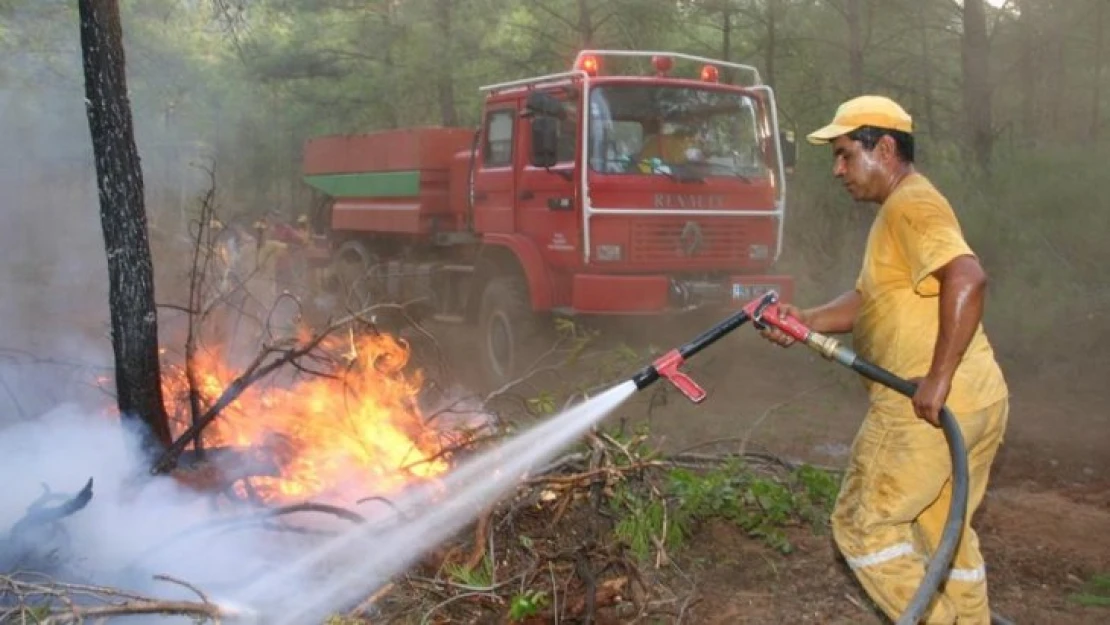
[471,106,517,233]
[517,93,579,268]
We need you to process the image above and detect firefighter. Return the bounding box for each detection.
[638,118,694,168]
[760,95,1009,624]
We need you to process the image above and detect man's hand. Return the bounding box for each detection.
[759,303,809,348]
[910,372,953,427]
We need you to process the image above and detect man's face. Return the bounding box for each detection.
[830,134,883,202]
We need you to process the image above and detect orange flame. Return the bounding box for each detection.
[162,329,460,503]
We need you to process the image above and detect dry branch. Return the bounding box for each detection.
[0,573,245,623]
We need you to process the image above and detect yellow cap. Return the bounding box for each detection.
[296,214,309,224]
[806,95,913,145]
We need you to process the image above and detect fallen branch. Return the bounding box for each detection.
[125,501,367,573]
[0,573,244,624]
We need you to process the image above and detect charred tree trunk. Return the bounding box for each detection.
[961,0,993,171]
[78,0,173,453]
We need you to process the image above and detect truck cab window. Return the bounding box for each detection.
[587,85,765,179]
[484,110,514,167]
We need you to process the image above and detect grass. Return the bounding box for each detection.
[611,458,841,560]
[1070,573,1110,607]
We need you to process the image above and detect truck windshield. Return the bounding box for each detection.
[586,84,766,180]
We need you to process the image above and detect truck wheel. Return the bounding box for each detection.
[478,277,546,388]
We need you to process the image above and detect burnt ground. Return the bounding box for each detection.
[430,320,1110,625]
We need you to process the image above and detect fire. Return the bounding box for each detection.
[161,329,461,503]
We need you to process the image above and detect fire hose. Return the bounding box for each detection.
[630,290,970,625]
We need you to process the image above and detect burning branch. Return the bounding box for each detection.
[151,329,332,475]
[183,164,220,459]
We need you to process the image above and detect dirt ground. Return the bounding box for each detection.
[434,318,1110,624]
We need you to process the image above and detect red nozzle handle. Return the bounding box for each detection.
[653,349,707,403]
[759,303,812,343]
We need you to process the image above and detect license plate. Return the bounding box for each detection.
[731,283,775,301]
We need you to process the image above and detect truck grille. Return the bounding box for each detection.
[629,218,754,263]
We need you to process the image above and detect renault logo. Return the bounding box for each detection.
[678,221,704,257]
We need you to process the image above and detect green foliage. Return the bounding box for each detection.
[526,391,557,416]
[612,460,841,560]
[444,553,494,588]
[509,589,550,621]
[1070,573,1110,607]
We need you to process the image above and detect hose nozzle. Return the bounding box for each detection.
[630,291,776,403]
[746,292,857,367]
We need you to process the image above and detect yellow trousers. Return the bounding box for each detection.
[831,398,1009,624]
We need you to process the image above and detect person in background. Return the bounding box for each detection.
[638,118,694,168]
[759,95,1009,624]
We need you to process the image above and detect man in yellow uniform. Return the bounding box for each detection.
[761,95,1009,623]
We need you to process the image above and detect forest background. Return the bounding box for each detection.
[2,0,1107,373]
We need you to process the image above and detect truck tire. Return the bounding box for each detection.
[478,276,546,389]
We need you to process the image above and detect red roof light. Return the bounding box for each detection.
[652,55,673,76]
[577,54,600,76]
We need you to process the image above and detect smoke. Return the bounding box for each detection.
[0,1,216,417]
[0,5,322,621]
[0,402,349,622]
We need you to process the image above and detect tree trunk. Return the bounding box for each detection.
[720,2,733,82]
[961,0,993,171]
[1016,0,1037,141]
[576,0,595,48]
[764,0,778,89]
[1092,0,1105,141]
[435,0,458,126]
[916,0,937,137]
[380,4,399,128]
[847,0,864,93]
[78,0,173,454]
[721,3,732,62]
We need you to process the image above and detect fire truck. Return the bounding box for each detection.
[301,50,797,387]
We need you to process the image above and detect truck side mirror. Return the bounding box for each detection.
[780,130,797,170]
[530,116,559,169]
[525,92,566,119]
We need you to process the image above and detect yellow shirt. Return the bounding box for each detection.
[853,173,1008,414]
[640,134,692,163]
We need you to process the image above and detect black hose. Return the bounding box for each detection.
[849,358,970,625]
